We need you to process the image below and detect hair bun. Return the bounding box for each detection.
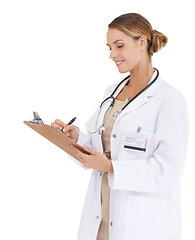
[150,30,168,53]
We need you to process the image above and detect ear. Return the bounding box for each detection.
[139,35,147,50]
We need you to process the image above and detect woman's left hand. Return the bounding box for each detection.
[70,145,114,173]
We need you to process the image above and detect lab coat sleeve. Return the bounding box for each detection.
[77,129,92,148]
[108,103,189,193]
[67,83,116,168]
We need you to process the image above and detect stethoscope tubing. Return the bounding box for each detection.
[100,75,130,109]
[121,68,159,111]
[90,68,159,134]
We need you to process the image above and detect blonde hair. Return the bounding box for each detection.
[108,13,168,57]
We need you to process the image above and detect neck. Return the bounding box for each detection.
[128,60,154,89]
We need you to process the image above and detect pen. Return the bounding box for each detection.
[61,117,76,133]
[67,117,76,125]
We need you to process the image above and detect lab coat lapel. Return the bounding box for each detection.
[114,92,149,124]
[93,71,163,132]
[113,76,163,125]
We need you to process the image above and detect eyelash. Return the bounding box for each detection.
[108,44,124,51]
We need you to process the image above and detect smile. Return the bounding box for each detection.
[115,60,124,67]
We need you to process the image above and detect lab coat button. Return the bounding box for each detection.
[100,173,103,176]
[112,134,117,138]
[110,222,113,226]
[96,216,99,219]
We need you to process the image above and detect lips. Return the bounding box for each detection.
[115,60,124,67]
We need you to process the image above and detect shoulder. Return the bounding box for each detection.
[155,76,188,124]
[103,74,187,109]
[104,82,118,96]
[159,77,187,107]
[102,75,130,99]
[102,82,120,100]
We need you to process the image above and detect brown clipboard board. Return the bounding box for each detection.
[24,121,90,162]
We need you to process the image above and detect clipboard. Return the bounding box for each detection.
[24,121,90,162]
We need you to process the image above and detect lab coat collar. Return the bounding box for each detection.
[144,69,162,97]
[112,69,163,125]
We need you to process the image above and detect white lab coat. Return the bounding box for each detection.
[72,71,189,240]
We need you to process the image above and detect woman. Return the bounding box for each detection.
[51,13,189,240]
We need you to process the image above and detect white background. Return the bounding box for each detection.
[0,0,194,239]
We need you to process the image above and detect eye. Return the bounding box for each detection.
[118,44,124,48]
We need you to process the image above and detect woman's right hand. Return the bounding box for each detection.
[51,119,79,142]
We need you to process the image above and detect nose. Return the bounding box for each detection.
[109,49,117,60]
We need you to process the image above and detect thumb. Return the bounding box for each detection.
[83,145,96,154]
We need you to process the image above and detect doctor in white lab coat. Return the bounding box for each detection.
[51,13,189,240]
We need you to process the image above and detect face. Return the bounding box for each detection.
[106,28,144,73]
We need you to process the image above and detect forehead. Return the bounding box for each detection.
[106,28,129,43]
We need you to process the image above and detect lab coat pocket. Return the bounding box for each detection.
[125,195,165,240]
[122,129,155,160]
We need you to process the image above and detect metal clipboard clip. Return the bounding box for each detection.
[30,111,44,124]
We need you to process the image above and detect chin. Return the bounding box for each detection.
[118,68,130,74]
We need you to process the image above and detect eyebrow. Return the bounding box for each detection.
[106,39,124,46]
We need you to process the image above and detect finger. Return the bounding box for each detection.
[62,124,75,133]
[69,145,83,162]
[70,145,88,160]
[83,145,96,155]
[63,132,70,137]
[51,122,63,131]
[54,119,66,127]
[52,120,72,133]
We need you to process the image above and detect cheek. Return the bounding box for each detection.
[125,47,141,66]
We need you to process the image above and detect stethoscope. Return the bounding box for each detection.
[89,68,159,134]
